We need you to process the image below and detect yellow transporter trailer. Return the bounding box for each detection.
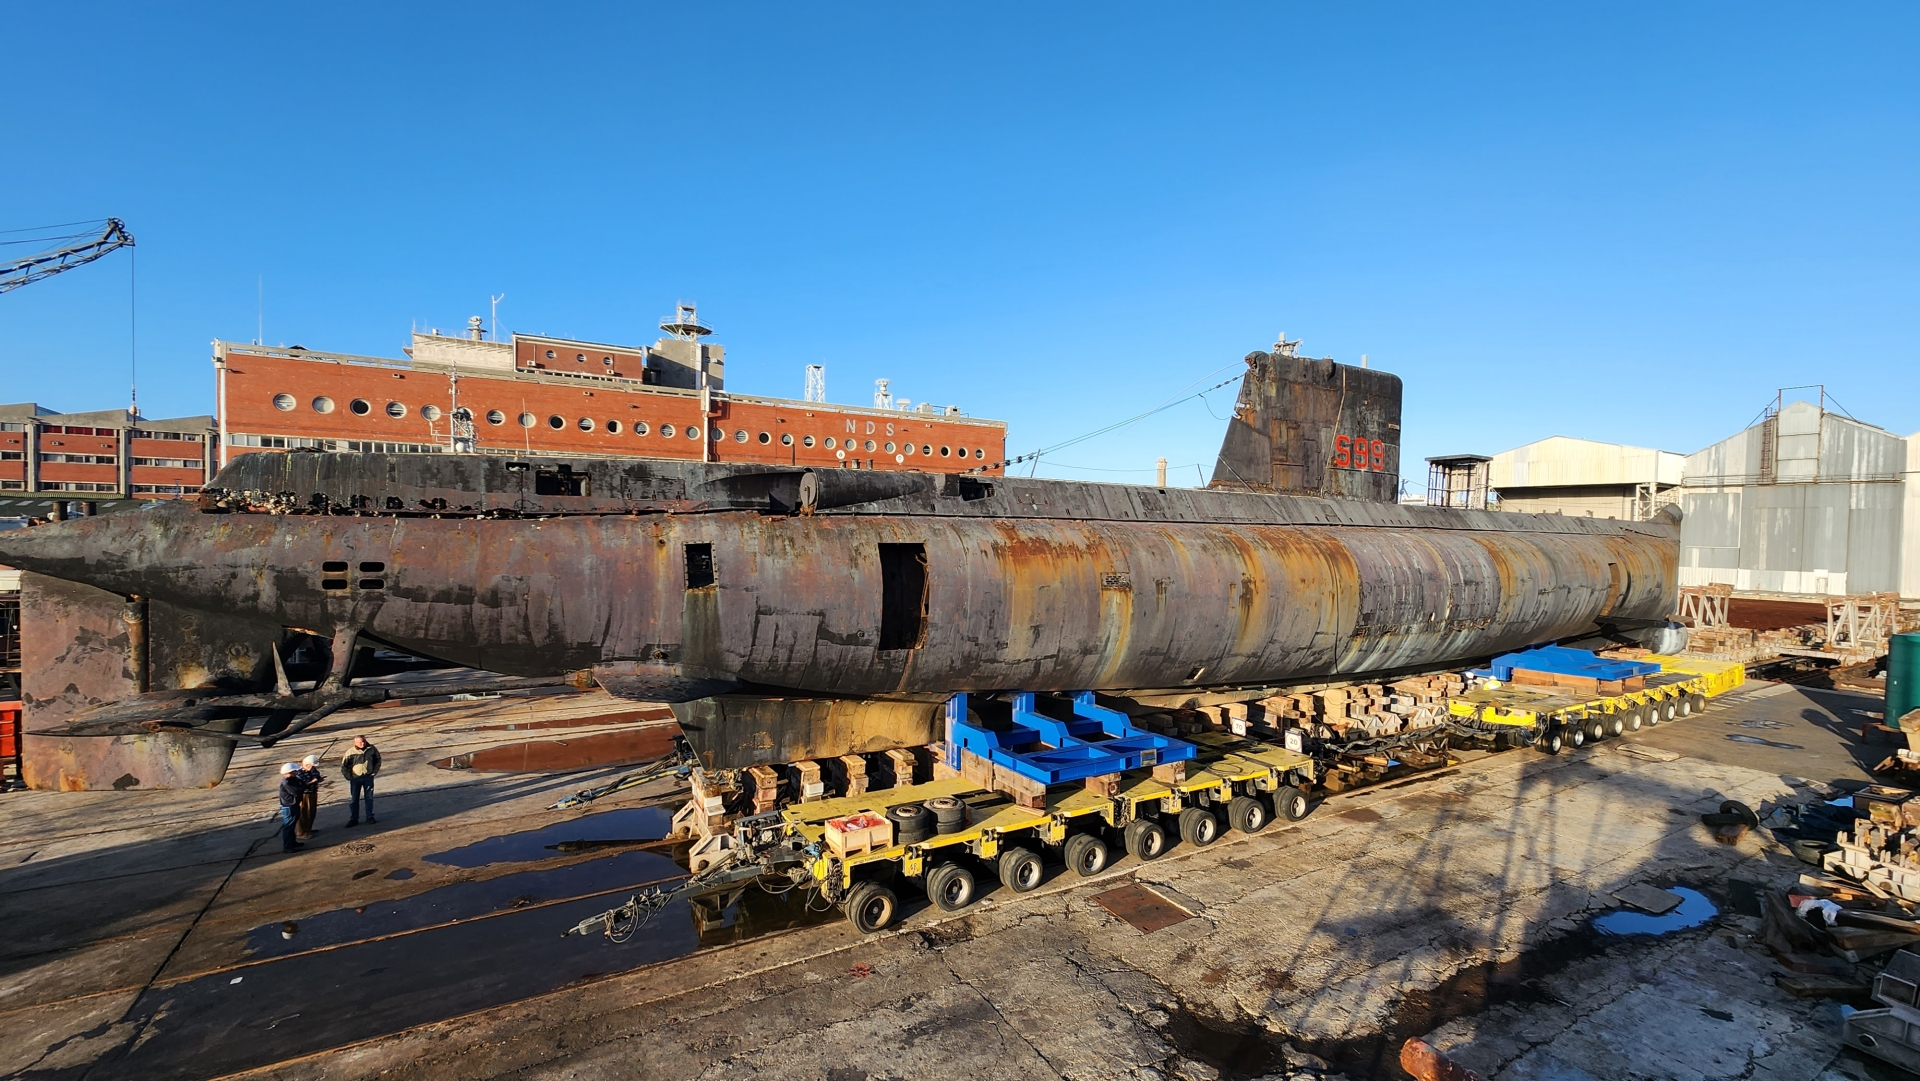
[778,734,1317,933]
[1449,656,1746,756]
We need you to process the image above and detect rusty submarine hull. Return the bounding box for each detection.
[0,344,1683,782]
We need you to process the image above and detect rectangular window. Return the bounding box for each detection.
[685,543,715,590]
[878,543,928,650]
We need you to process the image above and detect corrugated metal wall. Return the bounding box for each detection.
[1680,401,1913,596]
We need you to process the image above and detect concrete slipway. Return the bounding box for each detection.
[0,682,1909,1081]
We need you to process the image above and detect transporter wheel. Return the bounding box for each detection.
[1277,788,1312,821]
[926,862,978,912]
[1063,833,1111,877]
[998,846,1045,893]
[844,881,899,934]
[1660,698,1679,723]
[887,803,933,846]
[1566,723,1587,749]
[1177,807,1220,847]
[1621,709,1640,734]
[1588,717,1609,743]
[1541,728,1564,755]
[1689,693,1707,715]
[1645,700,1663,725]
[1227,795,1270,835]
[1124,819,1168,861]
[923,796,968,834]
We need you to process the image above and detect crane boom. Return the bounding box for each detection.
[0,218,135,294]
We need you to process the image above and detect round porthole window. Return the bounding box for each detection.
[272,393,296,411]
[486,409,505,425]
[825,437,837,449]
[518,412,535,428]
[661,423,676,437]
[921,444,932,455]
[350,399,372,416]
[386,401,407,419]
[688,426,702,441]
[421,404,442,421]
[975,448,986,459]
[939,446,951,457]
[904,443,916,455]
[312,396,334,413]
[635,421,650,436]
[548,415,565,430]
[578,417,594,432]
[759,431,772,444]
[802,435,815,447]
[709,427,723,441]
[780,433,793,446]
[733,429,748,443]
[606,419,621,434]
[884,442,896,453]
[863,439,876,452]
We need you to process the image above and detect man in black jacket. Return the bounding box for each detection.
[342,735,382,827]
[277,762,306,853]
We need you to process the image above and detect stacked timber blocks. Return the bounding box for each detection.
[1243,674,1463,740]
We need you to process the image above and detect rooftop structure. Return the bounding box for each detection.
[1425,453,1491,510]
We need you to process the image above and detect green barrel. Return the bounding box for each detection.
[1892,634,1920,729]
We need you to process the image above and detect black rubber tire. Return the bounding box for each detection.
[1567,724,1587,749]
[1606,712,1627,738]
[923,796,968,834]
[1646,700,1663,725]
[926,862,977,911]
[1588,717,1608,743]
[1124,818,1168,861]
[844,881,899,933]
[1177,807,1220,847]
[1689,693,1707,715]
[1623,708,1642,733]
[886,803,932,845]
[998,846,1045,893]
[1542,729,1563,755]
[1063,833,1110,877]
[1227,795,1270,834]
[1720,799,1760,829]
[1277,788,1311,821]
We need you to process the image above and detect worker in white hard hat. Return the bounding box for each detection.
[294,754,326,839]
[277,763,306,853]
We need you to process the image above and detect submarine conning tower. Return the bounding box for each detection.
[1209,336,1403,503]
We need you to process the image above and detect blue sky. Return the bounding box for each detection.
[3,5,1914,490]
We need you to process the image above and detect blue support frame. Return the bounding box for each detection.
[944,691,1197,786]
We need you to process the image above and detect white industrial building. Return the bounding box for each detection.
[1488,436,1685,520]
[1678,399,1920,597]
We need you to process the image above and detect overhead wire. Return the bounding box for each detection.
[969,360,1246,476]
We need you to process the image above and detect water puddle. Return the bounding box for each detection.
[246,847,684,959]
[431,727,680,772]
[1726,733,1803,750]
[424,806,676,867]
[1592,886,1717,936]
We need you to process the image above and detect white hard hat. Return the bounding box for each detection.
[301,755,320,767]
[280,762,298,774]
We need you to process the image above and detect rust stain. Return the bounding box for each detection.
[431,724,679,772]
[1093,881,1194,934]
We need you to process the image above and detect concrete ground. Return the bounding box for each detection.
[1,680,1911,1081]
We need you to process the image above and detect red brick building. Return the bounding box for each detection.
[0,405,216,507]
[215,307,1007,474]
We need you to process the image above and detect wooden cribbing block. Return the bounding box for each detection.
[794,760,826,803]
[1152,761,1187,785]
[839,754,869,797]
[884,748,917,787]
[1084,773,1121,797]
[992,764,1048,810]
